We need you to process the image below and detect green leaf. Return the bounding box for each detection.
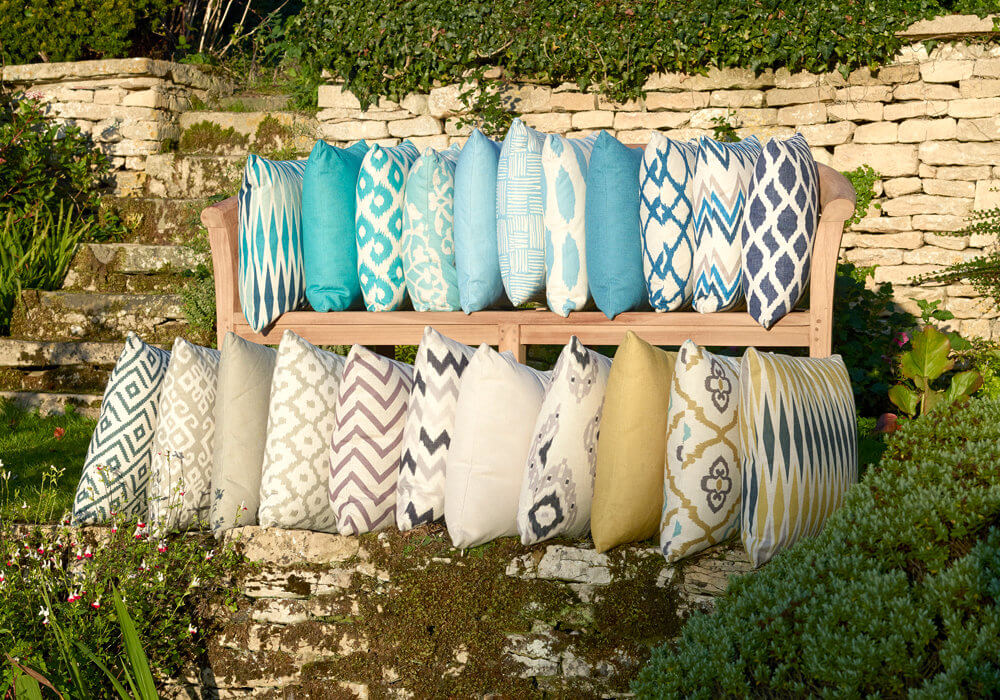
[113,588,159,700]
[888,384,919,417]
[73,642,134,700]
[13,672,43,700]
[900,325,953,384]
[944,370,983,404]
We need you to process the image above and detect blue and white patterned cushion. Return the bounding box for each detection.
[541,133,598,316]
[691,136,762,313]
[640,133,699,312]
[741,134,820,329]
[497,118,547,306]
[402,145,461,311]
[73,332,171,525]
[238,155,307,333]
[356,141,421,311]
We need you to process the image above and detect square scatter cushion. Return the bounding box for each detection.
[740,348,858,567]
[517,337,611,544]
[356,140,421,311]
[640,133,699,311]
[73,332,171,525]
[210,333,277,536]
[258,330,345,533]
[585,131,647,319]
[397,327,475,530]
[591,331,677,552]
[402,145,461,311]
[542,133,598,316]
[691,135,762,313]
[497,118,547,306]
[454,129,505,313]
[301,139,370,311]
[148,338,221,532]
[329,346,414,535]
[238,154,308,333]
[661,340,741,563]
[445,345,550,548]
[740,134,820,329]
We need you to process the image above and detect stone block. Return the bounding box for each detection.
[881,194,972,217]
[642,72,687,91]
[428,83,473,118]
[386,116,442,138]
[444,117,473,136]
[122,89,171,109]
[847,67,880,86]
[105,140,161,157]
[874,264,940,285]
[959,319,1000,340]
[797,121,854,146]
[93,87,126,105]
[851,216,913,234]
[884,178,922,198]
[50,102,162,121]
[121,121,180,141]
[971,233,996,247]
[688,107,776,130]
[835,85,894,102]
[572,111,614,130]
[736,125,795,141]
[521,112,572,132]
[318,84,361,110]
[776,103,827,125]
[708,90,765,108]
[645,91,710,111]
[957,116,1000,141]
[315,108,363,123]
[853,122,899,144]
[320,121,389,142]
[845,248,904,266]
[827,102,883,122]
[898,117,958,143]
[884,100,949,121]
[923,179,976,198]
[765,86,836,106]
[831,143,919,177]
[849,232,924,251]
[613,112,688,131]
[949,297,1000,319]
[400,93,429,115]
[974,58,1000,78]
[920,60,975,83]
[894,82,961,101]
[919,140,1000,166]
[975,180,1000,210]
[549,92,597,112]
[948,97,1000,118]
[680,67,776,91]
[503,85,553,113]
[774,69,819,89]
[407,134,451,150]
[913,214,967,231]
[903,247,980,265]
[924,233,969,250]
[935,165,992,180]
[959,78,1000,98]
[878,64,921,83]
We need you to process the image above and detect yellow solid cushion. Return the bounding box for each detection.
[591,331,677,552]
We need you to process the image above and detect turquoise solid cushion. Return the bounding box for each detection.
[454,129,504,313]
[301,140,369,311]
[585,131,646,319]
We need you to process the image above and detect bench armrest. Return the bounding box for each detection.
[201,196,240,348]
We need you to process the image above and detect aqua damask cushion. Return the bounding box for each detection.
[356,141,421,311]
[73,333,171,525]
[640,133,699,312]
[691,135,762,313]
[541,133,598,316]
[301,139,369,311]
[238,155,308,332]
[402,145,461,311]
[497,118,547,306]
[454,129,504,313]
[740,348,857,567]
[740,134,820,329]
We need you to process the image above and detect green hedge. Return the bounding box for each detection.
[633,397,1000,697]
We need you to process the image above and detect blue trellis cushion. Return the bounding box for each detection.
[402,145,462,311]
[72,332,171,525]
[356,140,421,311]
[640,133,700,312]
[497,118,547,306]
[585,131,646,319]
[740,134,820,329]
[541,133,598,316]
[238,154,308,332]
[301,139,370,312]
[691,135,762,313]
[454,129,505,313]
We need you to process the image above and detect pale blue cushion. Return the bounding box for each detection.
[301,140,369,311]
[454,129,504,313]
[238,155,308,332]
[585,131,646,319]
[402,145,461,311]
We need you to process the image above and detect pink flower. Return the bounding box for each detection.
[91,598,101,610]
[157,541,168,554]
[896,331,910,347]
[53,427,65,440]
[83,546,92,559]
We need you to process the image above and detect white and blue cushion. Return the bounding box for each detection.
[497,118,547,306]
[640,134,699,312]
[356,140,421,311]
[402,145,461,311]
[238,155,307,333]
[740,134,820,329]
[541,133,598,316]
[691,136,762,313]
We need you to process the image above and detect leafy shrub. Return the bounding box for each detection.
[914,205,1000,308]
[633,396,1000,698]
[843,164,881,228]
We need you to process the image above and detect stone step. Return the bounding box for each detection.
[0,391,102,418]
[144,154,245,199]
[62,243,206,293]
[177,110,317,157]
[0,339,123,367]
[106,196,213,245]
[216,93,293,112]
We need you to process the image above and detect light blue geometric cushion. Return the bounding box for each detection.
[356,140,421,311]
[585,131,646,320]
[497,118,547,306]
[301,140,369,312]
[72,332,171,525]
[237,155,308,332]
[454,129,504,313]
[740,134,820,329]
[640,133,700,312]
[691,135,762,313]
[402,145,461,311]
[541,133,598,316]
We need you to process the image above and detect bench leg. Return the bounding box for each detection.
[498,323,526,364]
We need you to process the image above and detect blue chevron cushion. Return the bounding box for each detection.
[356,140,421,311]
[740,134,820,329]
[585,131,646,319]
[301,139,369,312]
[691,135,762,313]
[238,155,308,332]
[497,118,547,306]
[541,133,598,316]
[454,129,504,313]
[402,145,462,311]
[73,332,171,525]
[640,133,700,311]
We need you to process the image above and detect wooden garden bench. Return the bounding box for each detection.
[201,163,855,361]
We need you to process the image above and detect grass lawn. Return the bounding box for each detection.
[0,398,91,523]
